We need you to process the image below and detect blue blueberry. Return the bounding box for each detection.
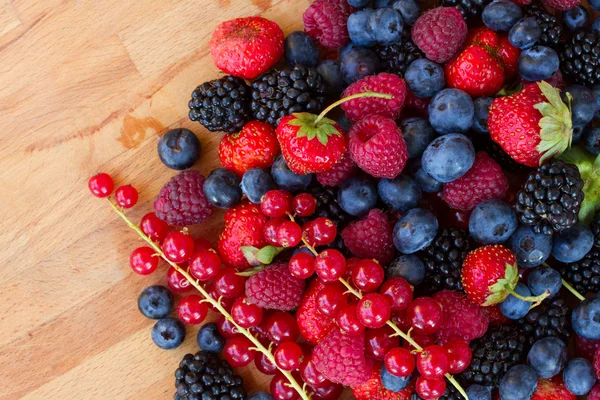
[337,175,378,216]
[591,0,600,10]
[428,89,474,134]
[498,364,538,400]
[248,392,274,400]
[410,159,443,193]
[405,59,445,98]
[552,223,594,263]
[337,112,353,133]
[572,297,600,340]
[158,128,200,170]
[594,18,600,35]
[375,0,395,5]
[284,31,319,67]
[392,0,420,25]
[348,0,371,6]
[563,84,597,126]
[572,124,586,144]
[203,168,242,209]
[271,155,313,192]
[482,0,522,31]
[527,336,568,379]
[472,97,494,134]
[340,47,381,84]
[386,254,426,285]
[564,6,589,31]
[151,317,186,350]
[339,42,356,60]
[369,8,404,45]
[138,285,173,319]
[316,60,346,93]
[469,199,518,244]
[399,117,436,158]
[499,282,532,320]
[348,10,377,47]
[241,168,276,204]
[378,175,422,212]
[380,364,411,392]
[466,385,492,400]
[508,225,552,268]
[508,17,541,49]
[563,358,596,395]
[527,265,562,299]
[421,133,476,183]
[518,46,559,81]
[593,84,600,119]
[393,208,438,254]
[584,126,600,155]
[197,322,225,354]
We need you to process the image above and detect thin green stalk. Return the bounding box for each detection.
[562,279,586,301]
[314,92,393,124]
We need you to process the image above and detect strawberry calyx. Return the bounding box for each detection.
[535,81,573,164]
[240,245,284,267]
[484,261,519,306]
[559,146,600,224]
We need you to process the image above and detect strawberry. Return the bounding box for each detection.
[488,81,573,167]
[210,16,284,79]
[351,364,414,400]
[531,377,576,400]
[218,121,280,176]
[296,279,335,344]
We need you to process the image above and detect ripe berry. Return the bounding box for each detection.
[264,217,285,246]
[266,311,300,344]
[316,283,348,317]
[115,185,138,208]
[416,345,450,379]
[385,347,415,377]
[404,333,436,351]
[303,217,337,247]
[189,249,222,281]
[231,297,264,328]
[336,304,366,336]
[292,193,317,216]
[276,221,302,248]
[261,190,292,217]
[289,252,315,279]
[140,212,169,242]
[416,376,446,400]
[177,294,208,325]
[194,237,213,251]
[274,342,304,371]
[357,293,391,329]
[217,315,238,338]
[214,269,246,298]
[206,282,235,312]
[300,357,327,388]
[314,249,346,282]
[380,277,413,312]
[445,340,472,374]
[351,259,384,292]
[165,266,192,293]
[308,381,343,400]
[407,297,443,334]
[223,336,256,367]
[255,351,278,375]
[161,232,195,263]
[130,246,158,275]
[271,371,300,400]
[88,172,114,198]
[365,326,399,360]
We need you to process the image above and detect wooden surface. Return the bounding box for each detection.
[0,0,357,398]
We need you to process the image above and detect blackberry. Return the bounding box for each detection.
[523,3,562,48]
[591,210,600,247]
[515,159,584,235]
[472,134,532,173]
[558,249,600,294]
[559,31,600,87]
[250,65,325,126]
[188,76,251,133]
[517,297,571,348]
[174,351,246,400]
[440,0,491,20]
[374,32,424,78]
[460,324,528,388]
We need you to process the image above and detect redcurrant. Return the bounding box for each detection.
[223,336,255,368]
[416,376,446,400]
[130,246,158,275]
[274,342,304,371]
[261,190,292,217]
[300,357,327,388]
[213,268,246,298]
[140,212,169,243]
[407,297,443,335]
[276,221,302,248]
[314,249,346,282]
[265,311,299,344]
[194,237,213,251]
[316,283,348,317]
[270,371,301,400]
[205,282,235,312]
[365,326,398,360]
[303,217,337,247]
[88,172,114,198]
[351,259,384,292]
[445,340,472,374]
[165,266,192,293]
[380,277,413,312]
[231,297,263,329]
[357,293,391,329]
[255,351,278,375]
[189,249,222,281]
[403,333,435,352]
[162,232,195,263]
[336,304,365,336]
[251,310,272,342]
[177,294,208,325]
[308,381,343,400]
[264,217,285,246]
[115,185,138,208]
[385,347,415,377]
[216,316,238,338]
[292,193,317,216]
[289,252,315,279]
[416,345,450,379]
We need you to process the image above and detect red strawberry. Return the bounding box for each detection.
[296,279,336,344]
[224,200,265,228]
[488,81,573,167]
[210,17,284,79]
[219,121,280,176]
[351,364,414,400]
[531,377,576,400]
[245,263,305,311]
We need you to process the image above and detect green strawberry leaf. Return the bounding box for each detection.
[240,246,262,267]
[290,113,318,126]
[484,261,519,306]
[560,148,600,224]
[535,81,573,164]
[288,112,341,146]
[256,245,285,265]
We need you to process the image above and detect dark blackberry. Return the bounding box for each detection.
[523,3,563,48]
[472,134,532,173]
[517,297,571,348]
[374,31,424,78]
[250,65,325,126]
[440,0,491,20]
[515,159,584,235]
[558,249,600,294]
[559,30,600,87]
[591,210,600,248]
[188,75,251,133]
[174,350,246,400]
[460,324,528,388]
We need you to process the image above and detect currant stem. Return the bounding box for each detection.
[562,279,586,301]
[314,91,393,124]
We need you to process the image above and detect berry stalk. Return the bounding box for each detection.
[313,91,393,124]
[505,286,550,309]
[562,278,586,301]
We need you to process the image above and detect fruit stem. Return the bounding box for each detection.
[107,199,311,400]
[236,266,266,277]
[505,286,550,309]
[314,91,393,125]
[562,278,586,301]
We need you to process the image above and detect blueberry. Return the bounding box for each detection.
[564,6,589,31]
[469,199,518,244]
[527,265,562,298]
[399,117,436,158]
[563,84,597,126]
[584,126,600,155]
[466,384,492,400]
[316,60,346,93]
[340,47,381,84]
[241,168,276,204]
[572,297,600,340]
[337,113,353,133]
[509,17,541,49]
[378,175,422,212]
[392,0,420,25]
[284,31,319,67]
[386,254,425,285]
[375,0,395,5]
[428,88,474,134]
[563,358,596,395]
[409,159,443,193]
[203,168,242,209]
[380,364,411,392]
[151,317,186,350]
[499,282,532,320]
[421,133,475,183]
[552,223,594,263]
[369,8,404,45]
[572,124,586,144]
[405,59,445,99]
[527,336,568,379]
[518,45,559,81]
[593,84,600,119]
[591,0,600,10]
[594,18,600,35]
[337,175,378,216]
[472,97,494,134]
[348,10,377,47]
[482,0,522,31]
[393,208,438,254]
[248,392,274,400]
[348,0,371,6]
[138,285,173,319]
[498,364,538,400]
[271,155,313,192]
[197,322,225,354]
[508,225,552,268]
[157,128,200,170]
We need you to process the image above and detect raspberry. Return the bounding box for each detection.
[316,151,358,187]
[542,0,581,10]
[349,115,408,179]
[312,328,372,386]
[591,383,600,400]
[404,89,430,117]
[411,7,467,63]
[432,290,489,344]
[296,279,336,344]
[576,334,600,361]
[303,0,352,49]
[594,348,600,379]
[341,209,395,265]
[154,169,212,226]
[245,263,305,311]
[484,304,509,326]
[443,152,509,211]
[341,73,407,123]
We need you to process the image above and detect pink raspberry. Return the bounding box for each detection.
[245,263,305,311]
[590,383,600,400]
[576,335,600,361]
[542,0,581,10]
[432,290,489,344]
[443,152,509,211]
[404,89,430,118]
[483,305,509,326]
[303,0,352,49]
[411,7,467,63]
[316,151,358,187]
[594,347,600,379]
[348,115,408,179]
[341,73,407,123]
[154,169,212,226]
[512,0,532,4]
[341,209,395,265]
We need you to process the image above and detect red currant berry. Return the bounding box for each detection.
[300,357,327,388]
[194,237,213,252]
[255,351,278,375]
[407,297,443,335]
[177,294,208,325]
[205,282,235,312]
[416,345,450,379]
[214,269,246,298]
[251,310,273,342]
[216,316,238,338]
[314,249,346,282]
[292,193,317,216]
[115,185,138,208]
[189,249,222,281]
[166,266,192,293]
[261,190,292,217]
[351,259,384,292]
[336,304,366,336]
[445,340,472,374]
[416,376,446,400]
[308,381,343,400]
[266,311,299,344]
[385,347,415,377]
[130,246,158,275]
[264,217,285,246]
[88,173,114,198]
[231,297,263,329]
[345,257,361,279]
[357,293,391,329]
[303,217,337,247]
[223,336,256,367]
[403,333,435,352]
[316,283,348,317]
[365,326,399,360]
[274,342,304,371]
[380,277,413,312]
[289,252,315,279]
[140,212,169,242]
[276,221,302,248]
[270,372,301,400]
[162,232,195,263]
